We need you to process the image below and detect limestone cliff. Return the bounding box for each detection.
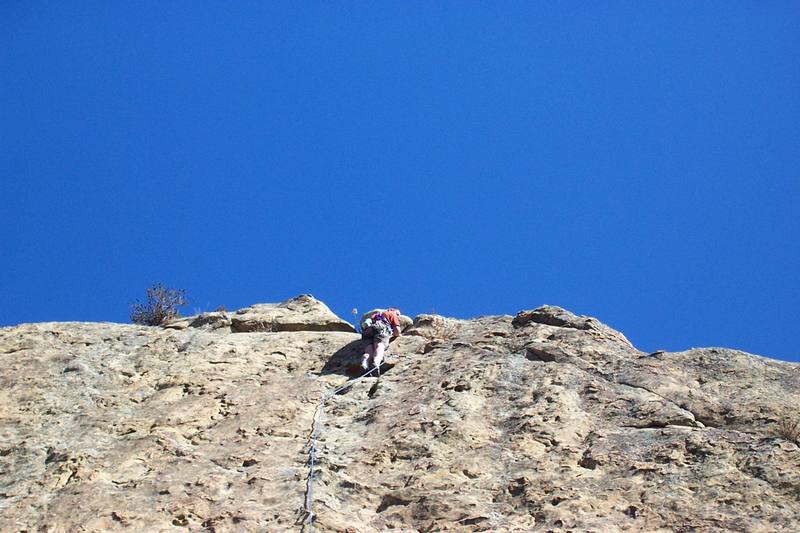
[1,295,798,532]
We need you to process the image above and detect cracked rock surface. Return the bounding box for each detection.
[1,297,798,532]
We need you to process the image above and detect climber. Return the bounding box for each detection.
[360,308,403,371]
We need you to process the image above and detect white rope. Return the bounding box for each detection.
[303,366,379,531]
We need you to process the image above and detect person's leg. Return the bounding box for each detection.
[373,336,389,369]
[361,342,375,370]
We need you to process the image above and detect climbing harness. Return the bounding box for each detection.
[302,365,380,531]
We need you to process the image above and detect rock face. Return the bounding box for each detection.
[1,298,798,532]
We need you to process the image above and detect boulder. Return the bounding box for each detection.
[514,304,633,347]
[230,294,355,333]
[404,314,460,340]
[513,305,586,329]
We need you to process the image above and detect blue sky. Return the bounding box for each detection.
[2,2,798,361]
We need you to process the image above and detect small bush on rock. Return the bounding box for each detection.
[130,284,188,326]
[778,417,800,444]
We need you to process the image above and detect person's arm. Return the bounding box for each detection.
[392,324,402,337]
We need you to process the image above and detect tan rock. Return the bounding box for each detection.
[231,294,355,333]
[0,298,798,532]
[164,311,231,331]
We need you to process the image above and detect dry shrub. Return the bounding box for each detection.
[778,417,800,444]
[130,284,188,326]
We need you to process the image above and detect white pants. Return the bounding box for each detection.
[361,334,390,369]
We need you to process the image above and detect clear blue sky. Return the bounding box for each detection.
[2,2,798,361]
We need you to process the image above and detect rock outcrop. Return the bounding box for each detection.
[1,298,798,532]
[165,295,356,333]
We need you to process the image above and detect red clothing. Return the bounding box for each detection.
[381,309,401,328]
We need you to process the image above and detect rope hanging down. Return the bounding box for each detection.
[303,366,379,532]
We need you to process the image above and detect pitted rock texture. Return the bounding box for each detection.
[1,297,798,532]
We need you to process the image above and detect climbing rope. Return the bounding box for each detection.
[302,365,380,531]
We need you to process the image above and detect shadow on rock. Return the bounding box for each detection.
[321,339,367,377]
[322,339,398,378]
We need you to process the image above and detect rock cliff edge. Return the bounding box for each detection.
[1,295,798,532]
